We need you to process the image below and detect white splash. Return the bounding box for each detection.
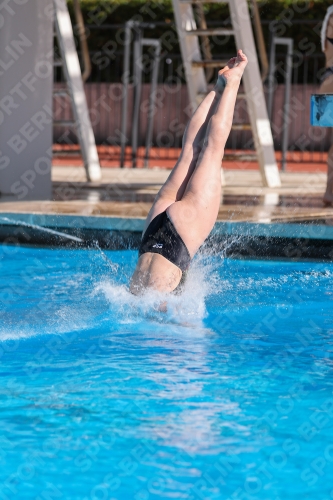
[95,254,223,328]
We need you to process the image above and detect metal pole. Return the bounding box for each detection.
[249,0,269,82]
[268,37,276,120]
[132,29,143,168]
[120,21,132,168]
[281,39,293,171]
[144,40,161,168]
[270,37,293,171]
[72,0,91,82]
[193,3,213,82]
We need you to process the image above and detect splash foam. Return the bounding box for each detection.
[96,251,223,327]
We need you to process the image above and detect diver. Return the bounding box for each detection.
[130,50,248,295]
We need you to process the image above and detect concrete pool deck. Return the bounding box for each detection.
[1,167,333,258]
[0,167,332,224]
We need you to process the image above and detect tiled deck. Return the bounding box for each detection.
[0,167,332,225]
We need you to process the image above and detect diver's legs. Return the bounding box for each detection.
[142,57,238,233]
[168,50,248,256]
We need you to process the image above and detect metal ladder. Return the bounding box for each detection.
[171,0,281,188]
[53,0,101,182]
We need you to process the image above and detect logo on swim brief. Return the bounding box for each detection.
[152,243,163,249]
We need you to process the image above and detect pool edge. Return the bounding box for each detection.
[1,212,333,260]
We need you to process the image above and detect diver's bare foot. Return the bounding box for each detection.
[215,50,248,90]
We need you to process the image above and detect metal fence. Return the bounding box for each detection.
[54,23,333,160]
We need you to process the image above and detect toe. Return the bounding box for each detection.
[227,57,237,67]
[238,49,247,62]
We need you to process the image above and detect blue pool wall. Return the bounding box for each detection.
[0,212,333,260]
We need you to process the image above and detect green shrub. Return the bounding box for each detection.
[66,0,331,83]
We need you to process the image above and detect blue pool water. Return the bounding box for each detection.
[1,244,333,499]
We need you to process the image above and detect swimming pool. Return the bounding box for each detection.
[1,244,333,499]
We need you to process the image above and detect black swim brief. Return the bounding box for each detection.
[139,211,191,273]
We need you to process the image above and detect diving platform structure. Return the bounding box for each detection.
[172,0,281,188]
[53,0,101,182]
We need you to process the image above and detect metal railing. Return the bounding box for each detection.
[55,19,326,86]
[54,20,330,164]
